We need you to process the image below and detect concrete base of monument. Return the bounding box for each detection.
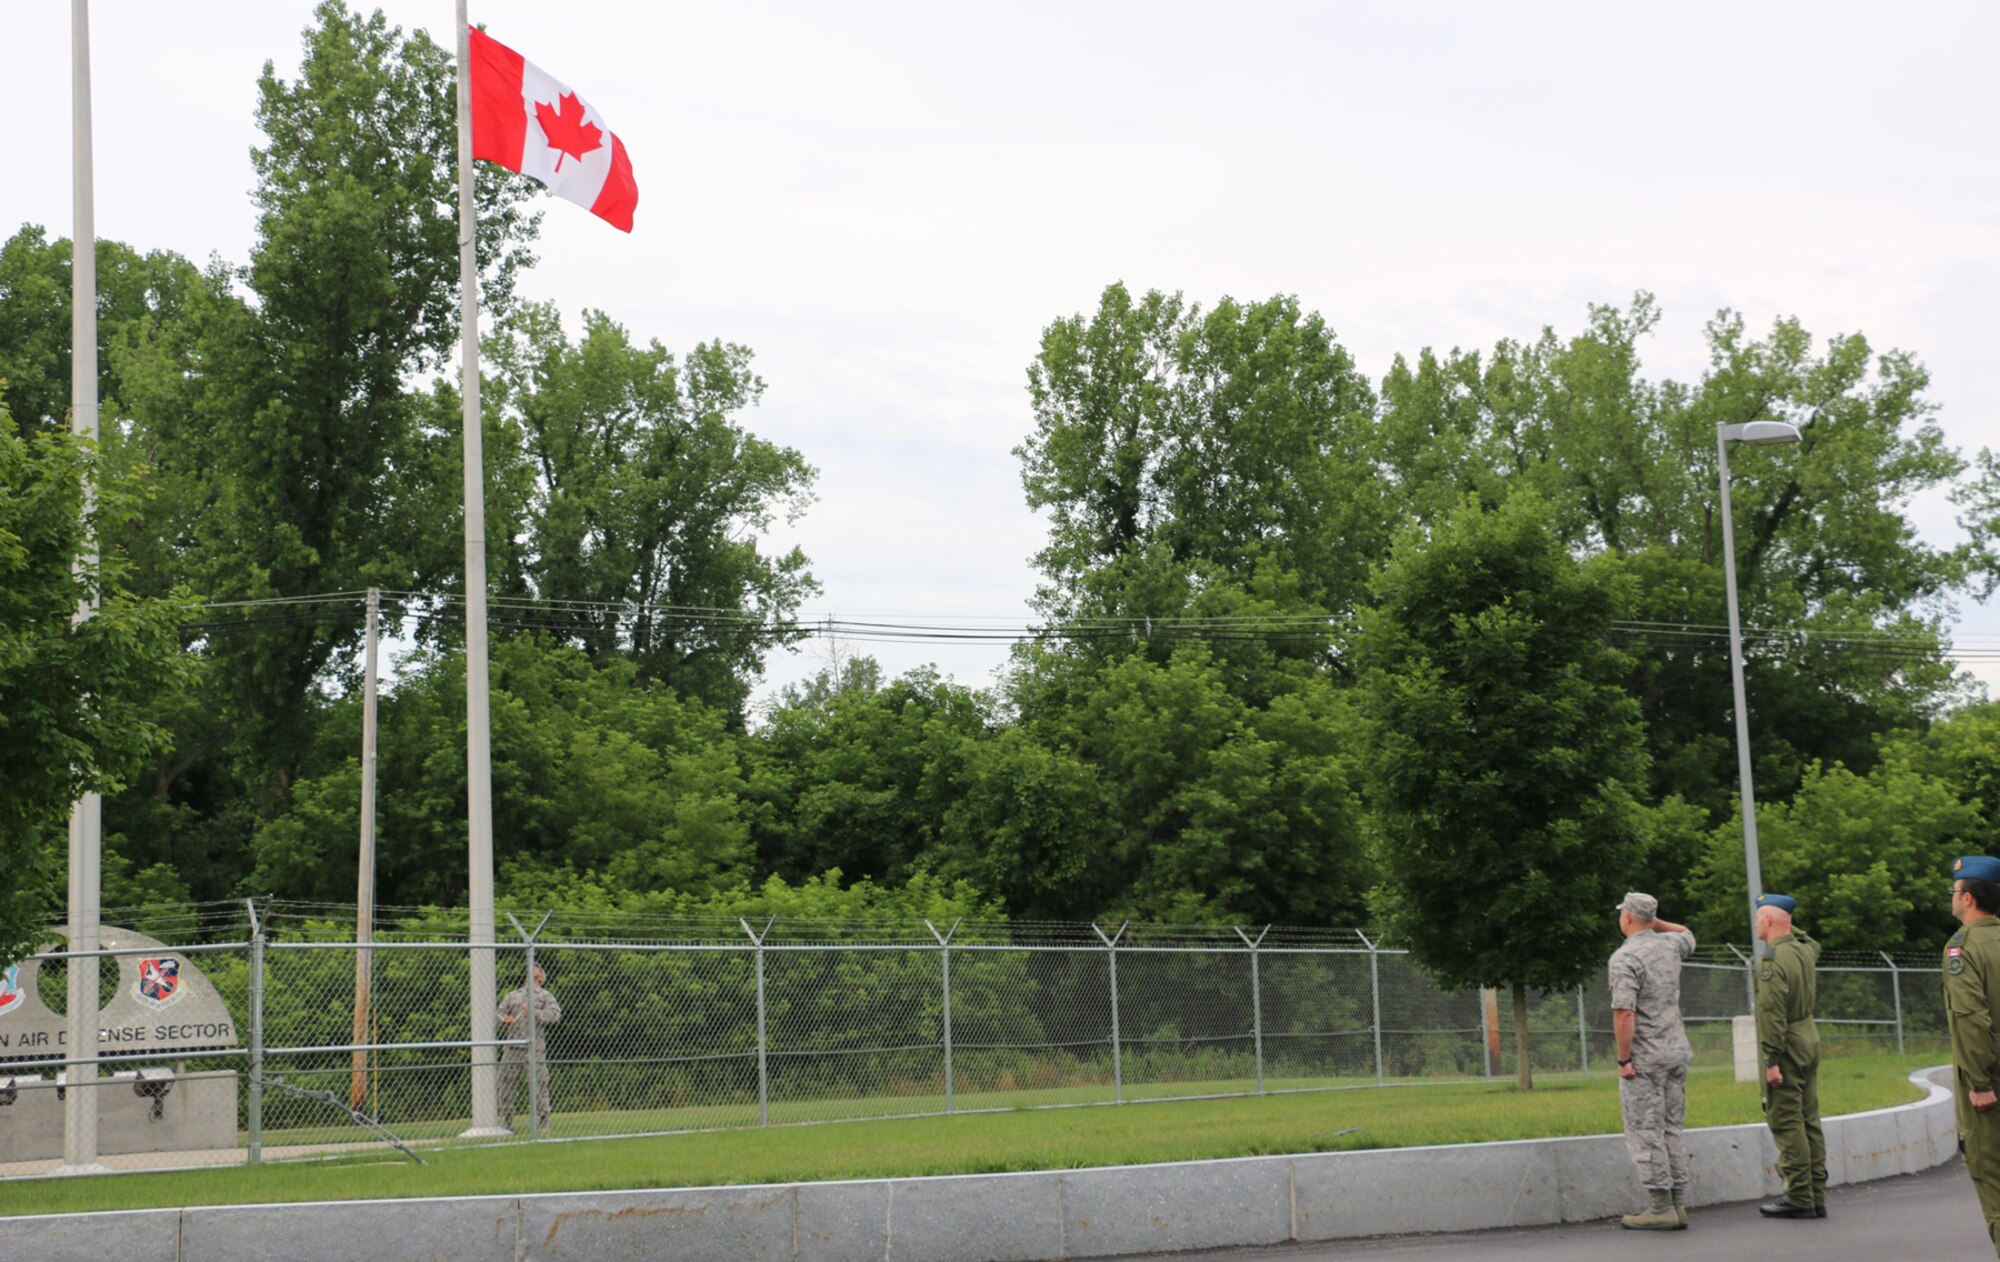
[0,1068,1960,1262]
[0,1071,239,1164]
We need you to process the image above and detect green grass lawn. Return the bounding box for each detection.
[0,1054,1936,1218]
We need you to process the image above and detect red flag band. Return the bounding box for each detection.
[469,27,638,232]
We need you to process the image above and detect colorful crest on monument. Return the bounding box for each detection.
[135,956,183,1010]
[0,964,22,1017]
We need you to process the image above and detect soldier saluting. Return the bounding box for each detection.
[1752,892,1825,1219]
[497,963,562,1133]
[1609,892,1696,1231]
[1946,854,2000,1258]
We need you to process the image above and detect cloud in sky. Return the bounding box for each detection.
[8,0,1994,696]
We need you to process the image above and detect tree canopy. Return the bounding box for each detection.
[1356,492,1649,1085]
[2,2,1993,979]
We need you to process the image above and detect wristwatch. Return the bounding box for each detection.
[1618,1057,1632,1067]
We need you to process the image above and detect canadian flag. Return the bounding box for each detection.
[469,27,639,232]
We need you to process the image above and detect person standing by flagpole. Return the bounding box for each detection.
[454,5,636,1134]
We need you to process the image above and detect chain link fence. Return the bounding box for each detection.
[0,904,1948,1179]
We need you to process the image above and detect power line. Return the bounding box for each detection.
[172,591,2000,663]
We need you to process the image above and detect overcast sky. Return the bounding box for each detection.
[8,1,1996,699]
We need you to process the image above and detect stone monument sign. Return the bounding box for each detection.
[0,927,242,1163]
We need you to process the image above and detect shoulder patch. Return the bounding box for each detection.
[1758,964,1774,982]
[1952,930,1968,946]
[1951,955,1967,975]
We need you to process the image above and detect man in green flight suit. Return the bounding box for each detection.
[1947,853,2000,1258]
[1752,892,1824,1219]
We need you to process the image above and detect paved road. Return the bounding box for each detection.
[1118,1159,1994,1260]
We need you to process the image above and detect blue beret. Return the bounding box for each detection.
[1954,856,2000,883]
[1756,894,1797,913]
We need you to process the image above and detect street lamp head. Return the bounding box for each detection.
[1718,420,1803,446]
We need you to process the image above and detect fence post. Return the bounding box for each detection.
[1234,926,1270,1094]
[1356,931,1385,1086]
[1576,986,1590,1074]
[1093,923,1127,1103]
[742,918,772,1126]
[506,912,552,1142]
[246,899,264,1165]
[1881,951,1905,1055]
[928,919,960,1113]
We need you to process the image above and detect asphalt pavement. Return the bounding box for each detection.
[1117,1159,1994,1260]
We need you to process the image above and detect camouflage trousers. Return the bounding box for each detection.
[1620,1062,1689,1191]
[498,1047,551,1129]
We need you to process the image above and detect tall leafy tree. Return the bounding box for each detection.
[113,1,541,796]
[485,303,818,717]
[1017,282,1382,627]
[1377,295,1972,833]
[0,227,205,438]
[1357,492,1648,1088]
[0,407,192,959]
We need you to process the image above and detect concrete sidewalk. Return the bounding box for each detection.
[1128,1158,1992,1261]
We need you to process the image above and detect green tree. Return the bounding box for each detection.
[1686,753,1984,953]
[1377,296,1974,846]
[1894,702,2000,837]
[0,408,192,959]
[111,0,541,794]
[985,642,1371,925]
[484,303,818,717]
[1357,492,1648,1088]
[745,664,988,888]
[250,637,753,907]
[0,227,206,438]
[1017,282,1382,625]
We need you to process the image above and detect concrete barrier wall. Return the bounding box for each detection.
[0,1067,1959,1262]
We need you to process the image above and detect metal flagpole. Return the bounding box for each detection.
[1717,431,1767,960]
[456,0,502,1137]
[351,587,380,1110]
[57,0,107,1177]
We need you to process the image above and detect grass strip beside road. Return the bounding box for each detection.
[0,1055,1934,1218]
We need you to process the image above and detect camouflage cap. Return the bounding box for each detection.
[1615,892,1659,919]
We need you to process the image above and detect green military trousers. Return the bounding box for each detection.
[1961,1090,2000,1258]
[1762,1057,1826,1209]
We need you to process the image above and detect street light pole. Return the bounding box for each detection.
[1715,419,1802,959]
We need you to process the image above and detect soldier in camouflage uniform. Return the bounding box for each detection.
[1609,891,1697,1230]
[1946,854,2000,1258]
[497,963,562,1132]
[1753,892,1825,1219]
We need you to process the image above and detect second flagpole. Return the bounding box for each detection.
[456,0,502,1138]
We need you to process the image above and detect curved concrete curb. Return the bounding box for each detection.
[0,1068,1959,1262]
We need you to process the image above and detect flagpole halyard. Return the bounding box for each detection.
[457,0,503,1139]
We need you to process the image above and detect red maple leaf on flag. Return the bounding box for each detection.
[534,92,603,172]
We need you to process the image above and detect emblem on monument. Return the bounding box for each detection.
[135,957,184,1010]
[0,963,22,1017]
